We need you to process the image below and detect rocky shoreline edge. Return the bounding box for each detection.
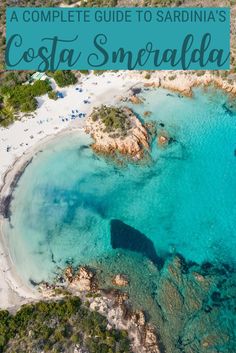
[35,250,236,353]
[130,70,236,99]
[37,266,161,353]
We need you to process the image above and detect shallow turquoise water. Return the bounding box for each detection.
[7,88,236,283]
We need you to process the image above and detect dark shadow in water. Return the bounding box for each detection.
[78,144,89,152]
[29,278,41,286]
[110,219,162,267]
[131,87,142,95]
[222,102,234,116]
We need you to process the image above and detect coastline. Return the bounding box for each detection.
[0,69,236,311]
[0,128,85,311]
[0,71,135,310]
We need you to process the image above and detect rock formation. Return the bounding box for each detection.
[158,134,169,146]
[129,95,144,104]
[38,266,161,353]
[143,111,152,118]
[112,274,129,287]
[85,106,150,160]
[68,266,96,291]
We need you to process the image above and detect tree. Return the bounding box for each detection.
[51,71,77,87]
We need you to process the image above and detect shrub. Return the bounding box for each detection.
[0,79,52,120]
[94,70,106,76]
[91,106,131,135]
[48,91,58,100]
[21,99,38,112]
[196,71,205,77]
[80,70,90,75]
[51,71,77,87]
[0,296,131,353]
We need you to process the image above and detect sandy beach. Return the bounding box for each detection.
[0,69,236,311]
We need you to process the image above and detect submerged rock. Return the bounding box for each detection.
[157,278,184,316]
[110,219,160,265]
[143,111,152,118]
[112,274,129,287]
[144,121,157,139]
[222,102,234,116]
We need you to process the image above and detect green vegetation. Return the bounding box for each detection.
[92,106,131,135]
[0,79,52,126]
[168,75,177,80]
[0,70,76,127]
[48,91,58,100]
[47,70,77,87]
[94,70,106,76]
[196,70,206,77]
[145,73,151,79]
[80,70,90,75]
[0,72,32,87]
[0,80,52,111]
[0,297,132,353]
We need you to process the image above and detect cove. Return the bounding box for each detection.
[5,87,236,286]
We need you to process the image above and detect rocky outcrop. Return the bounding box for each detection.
[140,69,236,99]
[112,274,129,287]
[85,107,150,160]
[38,250,235,353]
[131,310,146,326]
[38,266,162,353]
[158,134,169,147]
[69,266,96,292]
[64,266,74,282]
[129,95,144,104]
[143,325,160,353]
[88,294,160,353]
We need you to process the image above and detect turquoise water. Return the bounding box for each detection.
[7,88,236,352]
[8,88,236,282]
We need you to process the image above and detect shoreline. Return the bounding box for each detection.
[0,69,236,311]
[0,128,86,311]
[0,71,136,310]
